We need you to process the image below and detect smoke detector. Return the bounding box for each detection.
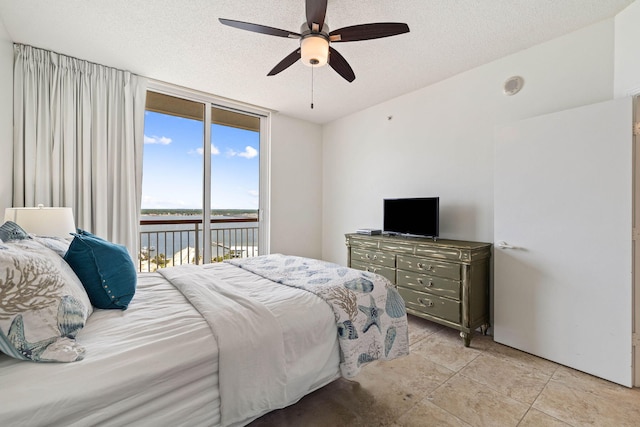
[503,76,524,96]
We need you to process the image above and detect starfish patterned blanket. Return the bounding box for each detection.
[228,254,409,377]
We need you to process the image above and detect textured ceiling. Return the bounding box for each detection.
[0,0,634,124]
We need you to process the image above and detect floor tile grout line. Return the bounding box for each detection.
[515,407,533,427]
[530,362,560,404]
[374,346,460,427]
[419,371,477,426]
[456,365,539,408]
[472,339,561,379]
[467,341,562,416]
[410,323,539,425]
[524,364,581,427]
[465,338,580,427]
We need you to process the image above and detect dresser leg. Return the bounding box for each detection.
[460,331,471,347]
[480,323,490,335]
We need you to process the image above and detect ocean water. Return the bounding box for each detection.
[139,215,259,261]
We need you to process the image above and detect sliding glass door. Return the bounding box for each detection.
[139,89,268,271]
[210,107,261,261]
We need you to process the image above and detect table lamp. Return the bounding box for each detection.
[4,204,76,239]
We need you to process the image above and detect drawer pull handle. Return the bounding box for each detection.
[366,267,378,273]
[418,298,434,307]
[416,262,435,271]
[416,278,434,288]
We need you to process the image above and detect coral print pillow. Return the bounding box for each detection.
[0,237,92,362]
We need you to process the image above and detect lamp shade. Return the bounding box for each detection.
[4,205,76,239]
[300,35,329,67]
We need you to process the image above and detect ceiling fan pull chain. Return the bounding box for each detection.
[311,65,314,109]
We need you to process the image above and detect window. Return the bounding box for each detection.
[138,88,269,271]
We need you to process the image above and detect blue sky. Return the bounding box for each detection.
[142,111,260,210]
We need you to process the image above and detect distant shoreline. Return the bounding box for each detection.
[141,209,258,218]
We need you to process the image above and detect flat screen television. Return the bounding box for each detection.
[383,197,439,238]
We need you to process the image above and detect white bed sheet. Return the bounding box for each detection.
[0,263,341,427]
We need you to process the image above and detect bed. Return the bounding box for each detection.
[0,225,409,427]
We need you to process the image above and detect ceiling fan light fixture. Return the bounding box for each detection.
[300,35,329,67]
[219,1,409,83]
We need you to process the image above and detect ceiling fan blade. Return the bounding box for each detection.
[267,49,302,76]
[306,0,328,31]
[328,47,355,83]
[219,18,300,38]
[330,23,409,42]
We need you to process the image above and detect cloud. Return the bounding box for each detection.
[239,146,258,159]
[227,146,258,159]
[248,190,259,197]
[144,135,172,145]
[189,144,220,156]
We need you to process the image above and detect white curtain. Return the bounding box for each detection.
[12,44,147,257]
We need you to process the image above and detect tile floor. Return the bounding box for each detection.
[249,315,640,427]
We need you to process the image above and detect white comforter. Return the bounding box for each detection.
[0,263,340,426]
[159,264,301,426]
[229,255,410,378]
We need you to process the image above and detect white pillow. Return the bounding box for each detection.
[0,239,92,362]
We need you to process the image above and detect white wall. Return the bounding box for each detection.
[322,19,616,265]
[615,0,640,97]
[270,113,323,259]
[0,17,12,210]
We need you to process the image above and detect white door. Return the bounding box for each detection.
[494,97,633,387]
[634,95,640,386]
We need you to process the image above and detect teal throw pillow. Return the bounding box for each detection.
[64,231,137,310]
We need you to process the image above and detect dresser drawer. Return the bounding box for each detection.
[351,260,396,283]
[397,255,460,280]
[398,287,460,324]
[397,271,460,300]
[351,248,395,268]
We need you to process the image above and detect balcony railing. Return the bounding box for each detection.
[138,217,259,272]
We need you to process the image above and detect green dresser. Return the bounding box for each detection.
[346,233,491,346]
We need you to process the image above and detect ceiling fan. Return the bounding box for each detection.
[219,0,410,83]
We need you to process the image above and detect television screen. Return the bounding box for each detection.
[383,197,439,238]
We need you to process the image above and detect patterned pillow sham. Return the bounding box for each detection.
[0,239,93,362]
[32,235,71,257]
